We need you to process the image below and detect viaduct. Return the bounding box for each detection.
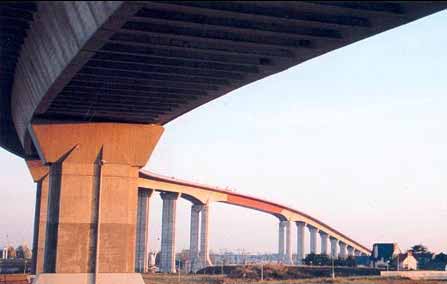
[1,2,446,284]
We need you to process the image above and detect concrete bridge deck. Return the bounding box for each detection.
[139,169,370,254]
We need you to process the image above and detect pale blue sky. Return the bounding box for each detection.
[1,11,446,255]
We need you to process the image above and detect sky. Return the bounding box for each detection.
[0,11,446,255]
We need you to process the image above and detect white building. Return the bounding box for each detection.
[397,251,418,270]
[2,247,8,259]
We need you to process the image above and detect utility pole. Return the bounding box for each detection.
[260,263,264,281]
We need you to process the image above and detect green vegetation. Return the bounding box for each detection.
[409,244,447,270]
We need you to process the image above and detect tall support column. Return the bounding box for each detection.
[278,221,286,262]
[319,231,328,255]
[285,221,293,264]
[27,160,49,275]
[29,122,163,284]
[189,204,202,272]
[330,237,338,259]
[347,246,354,258]
[339,242,347,259]
[135,189,152,273]
[296,221,305,264]
[160,192,179,273]
[308,225,318,254]
[354,250,361,257]
[200,204,212,268]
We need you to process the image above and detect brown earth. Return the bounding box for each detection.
[142,274,447,284]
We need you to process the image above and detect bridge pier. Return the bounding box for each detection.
[278,221,286,262]
[285,221,293,264]
[27,160,49,275]
[308,225,318,254]
[354,249,362,257]
[135,189,152,273]
[296,221,305,264]
[29,122,163,284]
[339,242,347,259]
[330,237,338,259]
[319,231,328,255]
[347,246,354,258]
[200,204,212,268]
[189,204,202,272]
[160,192,179,273]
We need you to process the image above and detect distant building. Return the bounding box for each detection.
[16,244,32,259]
[396,251,418,270]
[1,246,17,259]
[371,243,401,269]
[2,247,8,259]
[355,255,371,267]
[7,246,16,259]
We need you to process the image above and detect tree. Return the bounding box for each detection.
[434,253,447,263]
[411,244,429,255]
[411,244,434,270]
[304,253,331,266]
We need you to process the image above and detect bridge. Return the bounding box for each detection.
[2,2,446,284]
[138,170,370,272]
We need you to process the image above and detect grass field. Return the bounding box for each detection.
[142,274,447,284]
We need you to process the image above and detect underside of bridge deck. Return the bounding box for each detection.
[1,2,446,156]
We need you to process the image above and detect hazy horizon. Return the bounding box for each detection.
[0,11,446,255]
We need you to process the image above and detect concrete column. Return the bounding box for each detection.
[308,225,318,254]
[285,221,293,264]
[319,231,328,255]
[200,204,212,268]
[330,237,338,259]
[354,250,361,257]
[135,189,152,273]
[339,242,347,259]
[29,122,163,284]
[347,246,354,258]
[189,204,202,272]
[278,221,286,261]
[296,221,305,264]
[160,192,179,273]
[27,159,49,275]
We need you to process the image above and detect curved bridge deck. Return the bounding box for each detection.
[139,169,371,254]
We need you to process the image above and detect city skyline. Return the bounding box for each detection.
[0,9,446,256]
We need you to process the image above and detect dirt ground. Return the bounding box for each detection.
[142,274,447,284]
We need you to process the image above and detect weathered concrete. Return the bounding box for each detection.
[135,189,152,273]
[32,273,144,284]
[28,122,163,284]
[296,221,305,264]
[319,231,328,255]
[330,237,338,259]
[27,160,49,275]
[10,2,142,148]
[308,225,318,254]
[285,221,293,264]
[200,204,212,268]
[160,192,179,273]
[278,221,286,261]
[339,242,347,259]
[189,204,202,272]
[3,2,447,157]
